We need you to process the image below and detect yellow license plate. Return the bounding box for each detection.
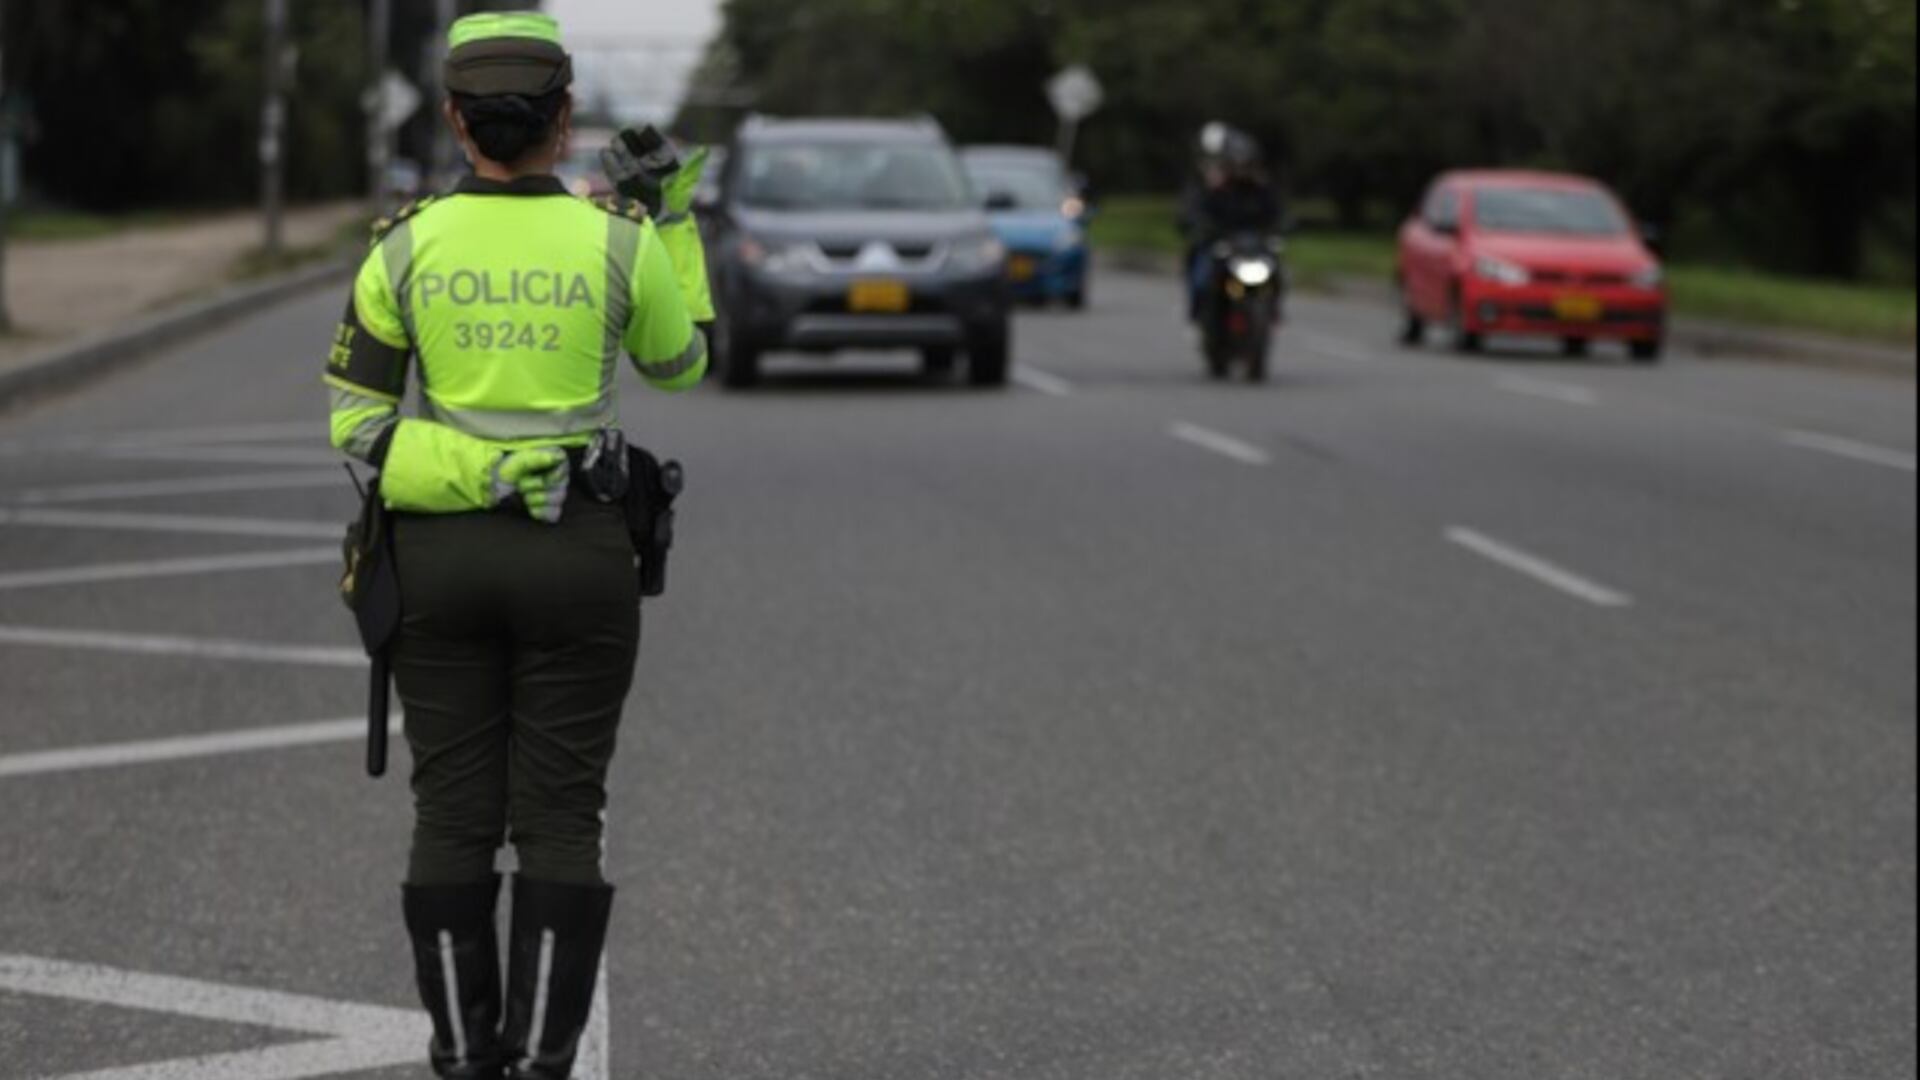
[848,280,910,313]
[1554,294,1603,321]
[1008,257,1037,282]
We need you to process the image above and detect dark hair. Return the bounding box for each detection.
[452,91,567,165]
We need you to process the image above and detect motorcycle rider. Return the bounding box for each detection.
[1178,129,1283,322]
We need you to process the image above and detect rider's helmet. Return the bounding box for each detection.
[1220,130,1264,180]
[1197,121,1231,163]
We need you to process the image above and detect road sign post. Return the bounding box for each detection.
[1046,65,1104,166]
[261,0,288,256]
[0,0,13,334]
[366,0,391,212]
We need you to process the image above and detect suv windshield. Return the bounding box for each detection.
[738,141,972,211]
[1474,188,1628,236]
[963,159,1066,210]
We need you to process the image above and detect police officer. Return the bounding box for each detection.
[323,13,708,1078]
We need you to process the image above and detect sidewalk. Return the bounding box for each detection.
[0,204,364,375]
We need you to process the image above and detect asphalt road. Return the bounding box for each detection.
[1,269,1913,1079]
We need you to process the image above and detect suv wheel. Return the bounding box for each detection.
[921,347,958,378]
[717,315,760,389]
[967,328,1011,387]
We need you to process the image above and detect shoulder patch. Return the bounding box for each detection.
[369,195,440,245]
[590,195,650,222]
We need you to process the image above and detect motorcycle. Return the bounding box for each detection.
[1199,233,1286,382]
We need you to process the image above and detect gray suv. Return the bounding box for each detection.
[705,117,1013,388]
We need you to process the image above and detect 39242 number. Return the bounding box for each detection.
[452,320,563,352]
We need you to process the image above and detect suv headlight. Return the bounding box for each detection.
[739,237,814,275]
[1474,254,1531,286]
[1052,226,1084,255]
[949,234,1007,273]
[1629,263,1664,288]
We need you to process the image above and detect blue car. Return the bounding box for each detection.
[961,146,1091,309]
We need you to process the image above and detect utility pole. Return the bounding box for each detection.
[366,0,390,213]
[431,0,457,182]
[261,0,288,256]
[0,0,15,334]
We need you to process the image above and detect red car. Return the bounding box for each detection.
[1396,170,1667,362]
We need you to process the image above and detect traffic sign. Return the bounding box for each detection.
[1046,65,1104,123]
[377,70,423,132]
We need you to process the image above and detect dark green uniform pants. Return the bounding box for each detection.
[391,495,638,887]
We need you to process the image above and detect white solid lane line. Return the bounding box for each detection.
[0,716,400,779]
[103,420,325,448]
[0,547,339,591]
[0,625,363,667]
[1495,375,1599,407]
[0,421,322,458]
[1012,365,1075,396]
[10,469,348,505]
[1445,527,1634,609]
[0,952,420,1079]
[99,445,345,467]
[1781,430,1918,473]
[578,961,611,1080]
[0,507,341,540]
[1168,421,1273,466]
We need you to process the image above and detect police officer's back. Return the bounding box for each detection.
[323,13,709,1078]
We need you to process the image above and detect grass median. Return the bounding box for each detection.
[1090,195,1916,345]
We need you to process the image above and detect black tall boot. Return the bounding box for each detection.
[402,876,508,1079]
[501,876,615,1080]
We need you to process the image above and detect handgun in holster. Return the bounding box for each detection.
[580,429,684,600]
[626,446,683,599]
[340,470,399,778]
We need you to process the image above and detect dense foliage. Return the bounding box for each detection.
[682,0,1917,280]
[0,0,520,213]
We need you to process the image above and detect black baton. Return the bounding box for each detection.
[367,652,390,778]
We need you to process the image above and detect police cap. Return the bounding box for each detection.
[443,12,573,98]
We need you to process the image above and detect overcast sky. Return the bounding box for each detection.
[545,0,723,120]
[546,0,721,42]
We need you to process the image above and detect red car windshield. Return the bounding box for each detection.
[1474,188,1628,237]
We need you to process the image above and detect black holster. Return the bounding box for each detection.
[340,473,399,777]
[624,446,683,599]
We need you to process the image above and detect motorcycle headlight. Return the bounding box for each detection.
[1229,257,1274,287]
[949,234,1007,273]
[1474,254,1531,286]
[1629,263,1664,288]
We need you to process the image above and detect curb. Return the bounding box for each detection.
[0,256,356,412]
[1093,250,1915,376]
[1667,319,1914,374]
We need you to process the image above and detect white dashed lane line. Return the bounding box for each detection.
[1495,375,1600,407]
[1168,421,1273,467]
[1781,430,1917,473]
[1445,527,1634,609]
[1012,365,1075,396]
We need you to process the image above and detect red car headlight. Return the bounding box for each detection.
[1473,254,1531,286]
